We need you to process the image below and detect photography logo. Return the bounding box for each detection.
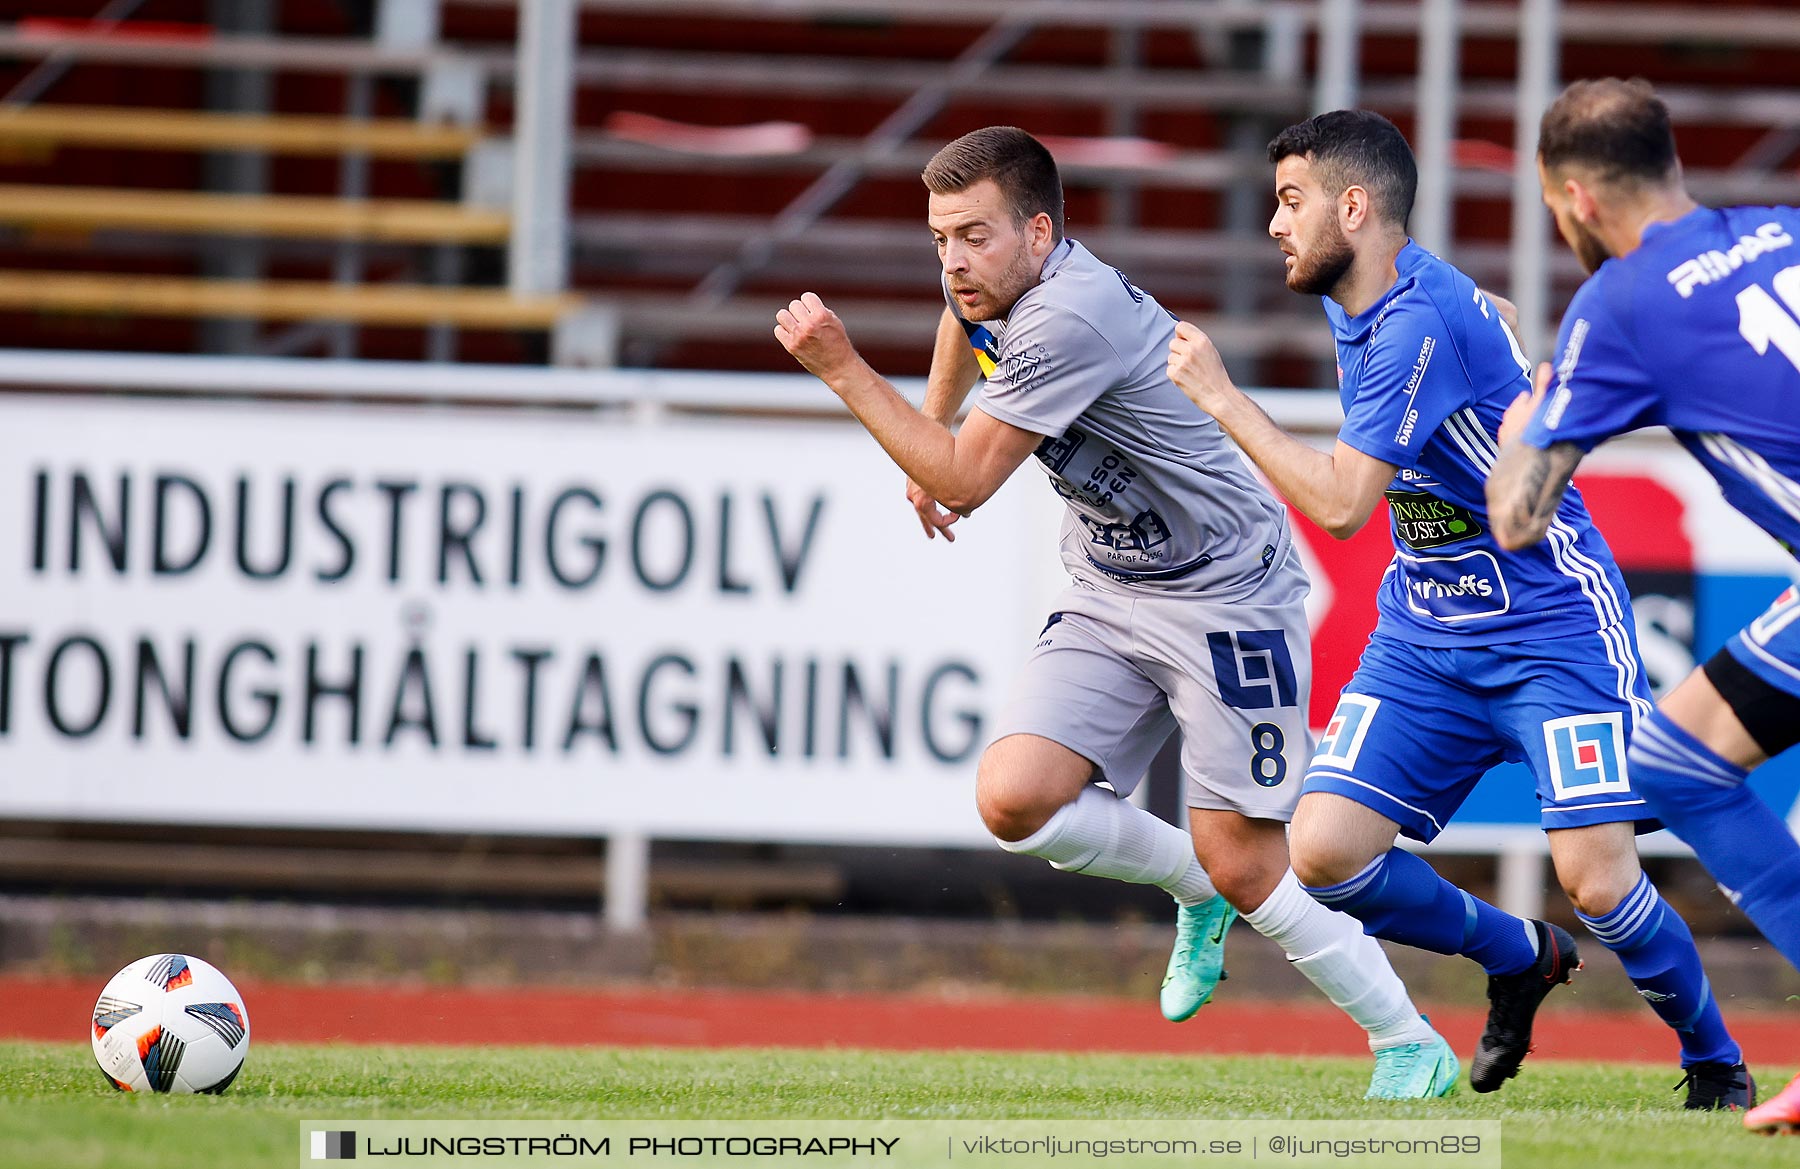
[310,1131,356,1160]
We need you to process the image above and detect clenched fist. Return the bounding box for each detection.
[774,292,858,383]
[1166,320,1235,415]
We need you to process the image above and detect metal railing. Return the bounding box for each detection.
[1,2,1796,373]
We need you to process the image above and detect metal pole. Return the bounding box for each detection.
[1497,841,1549,921]
[510,0,577,295]
[1510,0,1560,357]
[330,73,372,360]
[1312,0,1359,114]
[378,0,460,361]
[376,0,441,48]
[1220,7,1279,387]
[1104,16,1143,231]
[202,0,273,356]
[604,831,651,933]
[1413,0,1460,256]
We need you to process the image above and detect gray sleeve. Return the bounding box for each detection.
[975,301,1126,438]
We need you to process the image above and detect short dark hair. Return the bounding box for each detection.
[922,126,1065,241]
[1538,77,1678,186]
[1267,110,1417,229]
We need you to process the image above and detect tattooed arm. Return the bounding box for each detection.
[1486,361,1588,550]
[1488,439,1585,550]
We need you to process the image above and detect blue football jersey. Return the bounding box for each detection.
[1523,205,1800,559]
[1331,240,1637,647]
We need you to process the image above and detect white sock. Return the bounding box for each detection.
[996,785,1219,905]
[1245,869,1435,1051]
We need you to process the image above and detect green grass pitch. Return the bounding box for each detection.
[0,1041,1789,1168]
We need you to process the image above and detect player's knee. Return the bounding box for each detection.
[1560,866,1642,919]
[1550,821,1642,917]
[973,773,1024,840]
[976,788,1048,842]
[1287,819,1359,890]
[1206,851,1287,912]
[1288,849,1349,891]
[1289,848,1355,890]
[975,752,1053,842]
[976,735,1093,842]
[1554,845,1642,917]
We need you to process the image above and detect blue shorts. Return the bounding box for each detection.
[1302,625,1656,843]
[1724,584,1800,700]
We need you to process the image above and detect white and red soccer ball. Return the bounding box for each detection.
[91,954,250,1094]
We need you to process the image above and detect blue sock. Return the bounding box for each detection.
[1304,848,1538,975]
[1575,871,1740,1067]
[1631,710,1800,970]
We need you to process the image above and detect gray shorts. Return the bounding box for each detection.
[990,546,1313,821]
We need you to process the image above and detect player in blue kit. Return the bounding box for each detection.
[1166,108,1751,1107]
[1488,77,1799,1131]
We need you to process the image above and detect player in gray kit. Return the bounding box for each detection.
[775,126,1453,1097]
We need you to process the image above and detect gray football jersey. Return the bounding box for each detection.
[951,239,1291,597]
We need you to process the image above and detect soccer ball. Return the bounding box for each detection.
[91,954,250,1094]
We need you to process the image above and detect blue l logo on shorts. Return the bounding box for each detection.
[1543,712,1631,800]
[1314,695,1380,767]
[1207,630,1298,710]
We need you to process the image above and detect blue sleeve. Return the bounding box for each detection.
[1337,300,1469,469]
[1522,281,1661,452]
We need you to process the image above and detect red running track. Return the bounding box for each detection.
[6,977,1798,1066]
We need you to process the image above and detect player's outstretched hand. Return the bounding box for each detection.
[774,292,857,383]
[1498,360,1554,447]
[905,477,961,542]
[1166,320,1234,414]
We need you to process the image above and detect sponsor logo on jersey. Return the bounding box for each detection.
[1393,336,1437,447]
[1666,221,1794,298]
[1370,295,1403,338]
[1034,430,1085,474]
[1545,317,1588,430]
[1206,629,1299,710]
[999,343,1050,391]
[1078,508,1172,553]
[1312,694,1380,769]
[1385,489,1485,550]
[1543,711,1631,801]
[1397,549,1511,622]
